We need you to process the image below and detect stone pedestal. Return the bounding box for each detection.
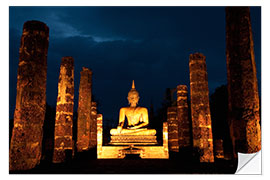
[53,57,74,163]
[97,116,168,159]
[226,7,261,155]
[9,21,49,170]
[167,107,179,152]
[77,67,92,152]
[110,128,157,145]
[110,135,157,145]
[189,53,214,162]
[177,85,191,148]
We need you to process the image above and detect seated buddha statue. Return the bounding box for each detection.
[110,80,156,136]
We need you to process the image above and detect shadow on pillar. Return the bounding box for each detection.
[41,103,56,163]
[169,147,194,162]
[210,85,234,161]
[72,148,97,162]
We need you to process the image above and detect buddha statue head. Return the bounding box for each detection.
[127,80,140,107]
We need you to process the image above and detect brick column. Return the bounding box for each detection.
[167,107,179,152]
[163,122,169,155]
[214,139,225,159]
[89,102,97,148]
[9,21,49,170]
[176,85,191,148]
[53,57,74,163]
[226,7,261,155]
[77,67,92,152]
[189,53,214,162]
[97,114,103,158]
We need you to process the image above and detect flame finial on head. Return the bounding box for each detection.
[128,80,139,98]
[132,80,135,89]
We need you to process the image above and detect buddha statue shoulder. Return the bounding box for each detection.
[110,80,156,136]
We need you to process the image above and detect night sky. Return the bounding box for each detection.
[9,6,261,126]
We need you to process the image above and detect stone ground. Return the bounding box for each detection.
[10,149,237,174]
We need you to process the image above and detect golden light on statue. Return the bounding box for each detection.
[110,80,156,137]
[97,80,168,159]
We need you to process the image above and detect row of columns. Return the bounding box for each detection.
[53,58,97,163]
[167,7,260,162]
[167,53,215,162]
[9,20,98,170]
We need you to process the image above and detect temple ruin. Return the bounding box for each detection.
[9,7,261,172]
[9,20,49,170]
[89,102,97,148]
[53,57,74,163]
[176,85,191,148]
[77,67,93,152]
[214,139,225,159]
[189,53,214,162]
[226,7,261,156]
[167,107,179,152]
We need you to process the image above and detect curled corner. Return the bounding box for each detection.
[235,150,261,174]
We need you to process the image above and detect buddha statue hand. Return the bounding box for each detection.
[127,126,140,130]
[117,126,123,134]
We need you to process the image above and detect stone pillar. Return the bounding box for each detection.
[53,57,74,163]
[97,114,103,158]
[89,102,97,148]
[163,122,169,156]
[167,107,179,152]
[189,53,214,162]
[214,139,225,159]
[77,67,92,152]
[176,85,191,148]
[226,7,261,155]
[9,21,49,170]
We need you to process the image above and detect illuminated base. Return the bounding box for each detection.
[110,135,157,145]
[97,145,168,159]
[97,117,169,159]
[110,128,156,135]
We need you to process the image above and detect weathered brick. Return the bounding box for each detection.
[177,85,191,148]
[167,107,179,152]
[226,7,261,155]
[77,67,93,151]
[9,20,49,171]
[53,57,74,163]
[189,53,214,162]
[89,102,97,148]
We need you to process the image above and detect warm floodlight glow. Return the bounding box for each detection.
[114,80,150,134]
[177,85,191,148]
[167,107,179,152]
[53,57,74,163]
[97,81,168,159]
[226,7,261,155]
[9,20,49,171]
[189,53,214,163]
[77,67,93,152]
